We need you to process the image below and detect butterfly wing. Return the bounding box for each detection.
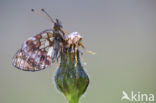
[12,29,60,71]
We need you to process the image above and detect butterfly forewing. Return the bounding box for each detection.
[12,30,59,71]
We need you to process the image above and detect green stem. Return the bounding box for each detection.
[66,94,79,103]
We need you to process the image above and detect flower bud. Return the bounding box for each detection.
[55,51,89,103]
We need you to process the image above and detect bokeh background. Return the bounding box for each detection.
[0,0,156,103]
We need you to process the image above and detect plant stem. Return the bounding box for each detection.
[66,94,79,103]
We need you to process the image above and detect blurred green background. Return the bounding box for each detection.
[0,0,156,103]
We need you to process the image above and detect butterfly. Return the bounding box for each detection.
[12,9,84,71]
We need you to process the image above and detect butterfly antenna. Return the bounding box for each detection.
[31,9,47,19]
[41,8,55,23]
[31,9,55,24]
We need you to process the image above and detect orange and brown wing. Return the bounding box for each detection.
[12,30,60,71]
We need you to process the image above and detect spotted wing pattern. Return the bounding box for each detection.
[12,30,60,71]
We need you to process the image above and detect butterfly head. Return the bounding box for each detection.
[54,19,63,30]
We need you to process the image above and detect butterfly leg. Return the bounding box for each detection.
[74,43,78,67]
[79,42,96,55]
[61,29,69,40]
[79,42,85,49]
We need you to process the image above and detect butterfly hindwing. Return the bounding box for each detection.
[12,29,60,71]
